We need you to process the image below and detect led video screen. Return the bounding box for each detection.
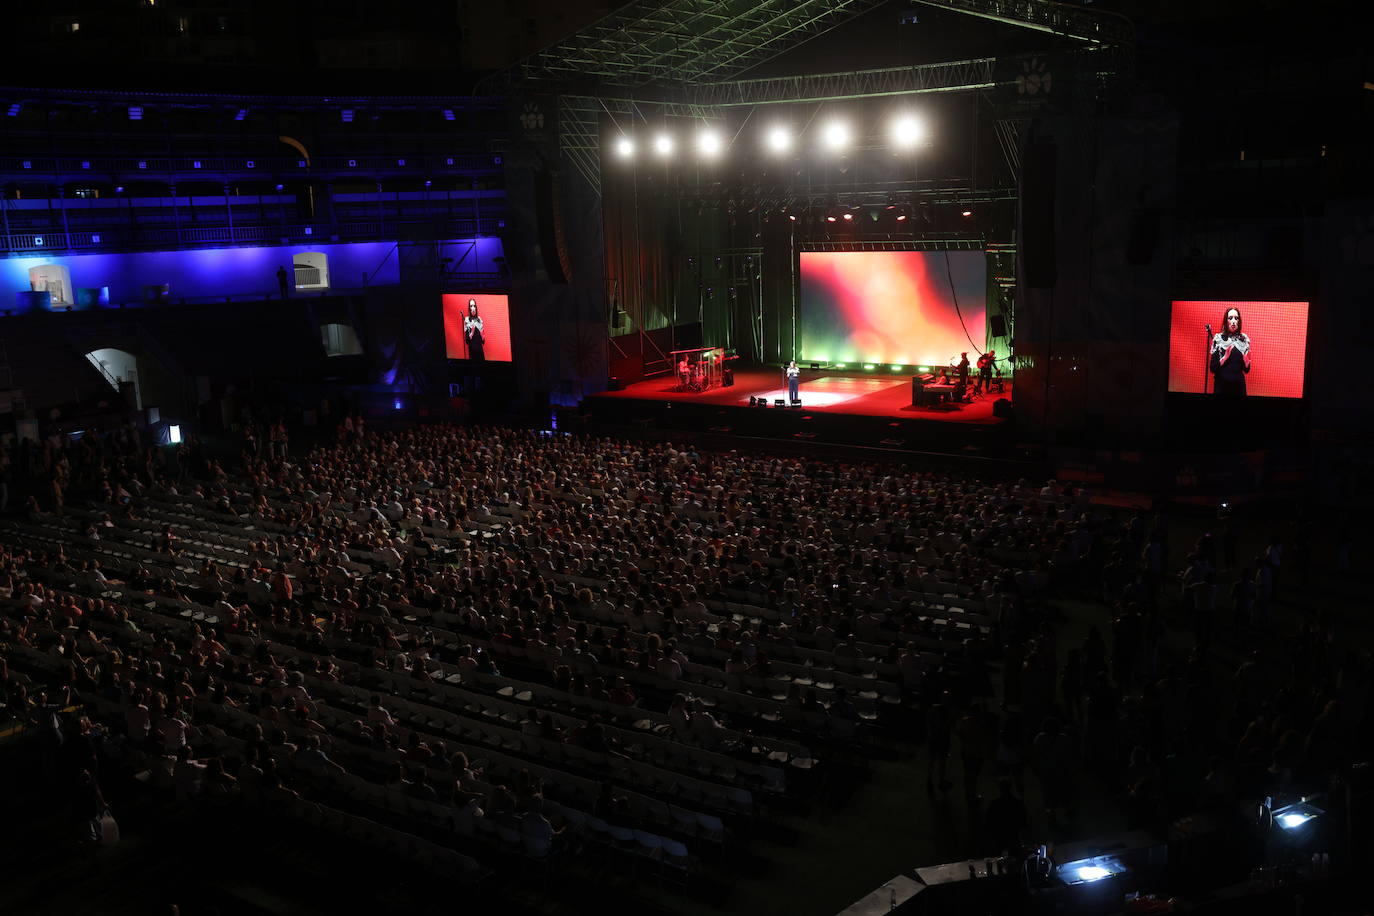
[799,251,987,367]
[443,293,512,362]
[1167,300,1308,398]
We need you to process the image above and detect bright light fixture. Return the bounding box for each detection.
[697,129,723,157]
[614,136,635,158]
[821,121,850,152]
[1279,813,1312,829]
[890,115,926,148]
[1075,866,1111,883]
[654,134,674,156]
[766,126,792,153]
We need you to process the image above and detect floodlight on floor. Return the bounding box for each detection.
[1056,855,1129,886]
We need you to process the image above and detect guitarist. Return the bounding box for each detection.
[976,349,996,394]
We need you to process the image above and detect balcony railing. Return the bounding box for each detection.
[1,216,506,255]
[0,153,503,178]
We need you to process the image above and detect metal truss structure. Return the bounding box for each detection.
[500,0,1131,194]
[800,238,987,251]
[556,57,1006,196]
[514,0,888,87]
[913,0,1133,46]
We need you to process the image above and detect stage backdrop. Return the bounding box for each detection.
[799,251,986,367]
[443,293,512,362]
[1167,300,1309,398]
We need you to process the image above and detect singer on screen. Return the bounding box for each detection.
[1210,306,1252,397]
[463,298,485,361]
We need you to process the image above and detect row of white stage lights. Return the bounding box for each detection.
[611,115,929,161]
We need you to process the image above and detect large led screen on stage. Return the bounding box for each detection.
[443,293,512,362]
[799,251,987,367]
[1167,300,1308,398]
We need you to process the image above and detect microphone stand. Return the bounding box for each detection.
[1202,324,1212,395]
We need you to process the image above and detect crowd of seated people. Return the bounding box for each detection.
[3,418,1356,899]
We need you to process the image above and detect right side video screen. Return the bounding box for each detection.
[1167,300,1309,398]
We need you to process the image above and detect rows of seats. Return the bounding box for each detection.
[2,426,1095,897]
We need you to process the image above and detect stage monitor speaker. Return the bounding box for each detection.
[607,376,624,391]
[990,314,1007,338]
[723,366,734,387]
[774,399,786,407]
[1022,138,1057,288]
[993,398,1013,418]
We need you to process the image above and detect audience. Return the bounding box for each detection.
[0,417,1366,895]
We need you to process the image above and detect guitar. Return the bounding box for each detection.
[977,352,995,370]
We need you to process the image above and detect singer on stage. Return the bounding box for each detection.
[1210,306,1251,397]
[785,360,800,402]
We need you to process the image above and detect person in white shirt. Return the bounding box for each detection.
[367,695,395,727]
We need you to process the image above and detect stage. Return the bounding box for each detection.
[581,368,1015,454]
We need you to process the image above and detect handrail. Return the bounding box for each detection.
[1,217,505,256]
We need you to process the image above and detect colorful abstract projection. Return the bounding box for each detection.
[1168,300,1309,399]
[799,251,987,367]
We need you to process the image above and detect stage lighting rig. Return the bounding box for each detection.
[614,136,635,158]
[697,129,723,157]
[766,125,793,154]
[890,114,926,149]
[653,133,673,157]
[821,121,850,152]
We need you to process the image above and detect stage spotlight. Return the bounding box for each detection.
[825,213,838,223]
[614,136,635,159]
[821,121,850,152]
[890,115,926,149]
[654,133,674,157]
[841,211,854,222]
[749,396,757,406]
[766,126,793,154]
[697,129,723,157]
[896,210,909,222]
[962,208,974,218]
